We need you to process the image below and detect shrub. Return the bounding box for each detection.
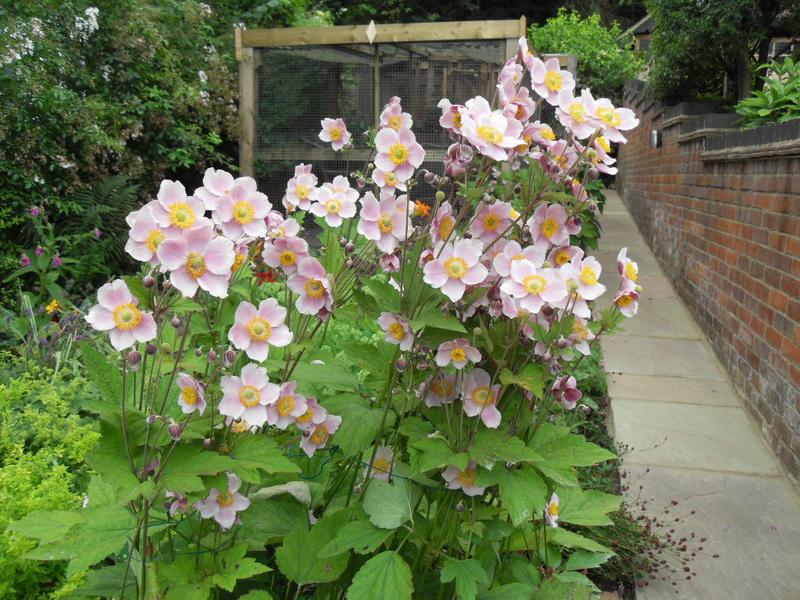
[736,57,800,128]
[529,9,642,102]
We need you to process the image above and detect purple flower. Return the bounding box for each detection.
[94,228,103,238]
[551,375,582,410]
[30,206,41,217]
[52,255,62,267]
[20,254,31,267]
[35,246,44,256]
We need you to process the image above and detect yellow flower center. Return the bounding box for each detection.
[439,216,455,240]
[329,127,342,141]
[246,317,272,342]
[573,320,590,340]
[597,136,611,153]
[541,218,559,238]
[616,294,634,308]
[389,143,409,165]
[388,115,402,130]
[324,198,341,214]
[451,347,467,363]
[431,378,453,397]
[444,256,468,279]
[279,250,296,267]
[477,125,503,144]
[373,456,392,474]
[145,229,165,253]
[231,421,249,433]
[310,425,329,445]
[541,125,556,141]
[596,107,621,127]
[453,113,462,129]
[555,250,571,266]
[218,491,235,508]
[168,202,197,229]
[182,387,198,406]
[482,213,500,231]
[112,303,142,331]
[580,266,598,286]
[471,386,494,406]
[277,395,295,416]
[384,171,398,186]
[232,253,245,272]
[297,407,313,424]
[625,262,638,281]
[233,200,255,224]
[295,184,310,199]
[378,215,394,234]
[547,500,559,517]
[185,252,207,279]
[569,101,586,123]
[457,468,477,487]
[239,384,261,408]
[304,278,325,299]
[388,322,406,341]
[523,274,547,295]
[544,71,562,92]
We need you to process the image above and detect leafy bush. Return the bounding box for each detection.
[529,9,642,102]
[736,57,800,128]
[0,357,99,598]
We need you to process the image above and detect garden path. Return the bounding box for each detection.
[596,190,800,599]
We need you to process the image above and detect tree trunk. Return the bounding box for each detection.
[735,46,752,101]
[754,37,772,92]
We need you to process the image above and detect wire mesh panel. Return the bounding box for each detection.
[252,39,509,203]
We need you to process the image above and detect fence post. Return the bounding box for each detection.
[236,27,256,178]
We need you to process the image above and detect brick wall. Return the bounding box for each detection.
[616,82,800,482]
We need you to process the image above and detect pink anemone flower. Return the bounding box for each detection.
[300,414,342,457]
[125,205,166,265]
[319,118,350,151]
[151,179,209,234]
[374,127,425,182]
[531,57,575,106]
[266,381,308,430]
[227,298,293,362]
[214,185,272,240]
[219,363,280,427]
[551,375,582,410]
[469,200,513,243]
[380,97,413,131]
[372,167,407,192]
[310,185,358,227]
[157,224,235,298]
[614,282,640,318]
[195,473,250,530]
[568,255,606,301]
[419,373,458,407]
[423,239,489,302]
[459,96,524,161]
[287,257,334,316]
[377,312,414,351]
[294,397,328,433]
[356,191,412,253]
[431,201,457,245]
[282,164,318,212]
[493,240,547,277]
[500,260,568,315]
[617,247,639,285]
[462,368,502,428]
[442,461,485,497]
[194,168,256,211]
[545,492,560,527]
[262,237,310,275]
[177,373,206,415]
[584,95,639,143]
[555,90,600,140]
[528,203,571,246]
[437,98,464,134]
[85,279,157,351]
[368,446,394,480]
[435,338,481,369]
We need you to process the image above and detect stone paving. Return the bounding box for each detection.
[596,190,800,599]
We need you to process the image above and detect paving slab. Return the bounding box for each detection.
[614,297,703,340]
[612,399,780,475]
[602,336,727,380]
[622,465,800,600]
[608,374,739,407]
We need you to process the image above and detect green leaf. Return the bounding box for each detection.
[482,466,548,527]
[530,423,616,469]
[319,518,394,557]
[79,343,123,414]
[410,312,466,333]
[323,394,386,456]
[364,278,401,313]
[85,423,140,493]
[409,436,469,474]
[548,528,612,553]
[564,550,613,571]
[275,511,350,585]
[557,487,621,527]
[123,275,153,309]
[170,296,203,314]
[70,563,137,597]
[288,358,359,392]
[499,364,546,400]
[363,479,419,529]
[229,435,300,476]
[535,577,592,599]
[237,592,275,600]
[441,558,490,600]
[555,571,599,593]
[9,510,84,543]
[346,551,413,600]
[469,430,543,470]
[398,416,434,441]
[478,583,534,599]
[211,543,270,591]
[238,495,309,546]
[158,445,234,492]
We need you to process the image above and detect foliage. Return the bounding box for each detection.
[646,0,800,102]
[735,57,800,128]
[529,9,642,101]
[0,356,99,598]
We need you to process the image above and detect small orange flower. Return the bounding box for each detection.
[414,201,430,218]
[256,269,279,285]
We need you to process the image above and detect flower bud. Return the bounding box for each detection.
[344,242,355,253]
[473,326,482,337]
[126,350,142,371]
[339,236,347,247]
[395,358,407,372]
[159,342,172,355]
[167,419,182,441]
[455,501,465,513]
[345,258,354,269]
[416,361,429,371]
[223,349,236,368]
[207,349,217,363]
[568,279,579,292]
[171,315,181,328]
[635,284,643,293]
[195,347,203,356]
[587,167,600,181]
[202,438,212,449]
[146,343,158,355]
[163,280,172,290]
[146,414,157,426]
[353,485,362,495]
[439,176,449,186]
[435,190,445,202]
[357,176,366,188]
[143,275,156,288]
[513,184,523,194]
[424,171,436,184]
